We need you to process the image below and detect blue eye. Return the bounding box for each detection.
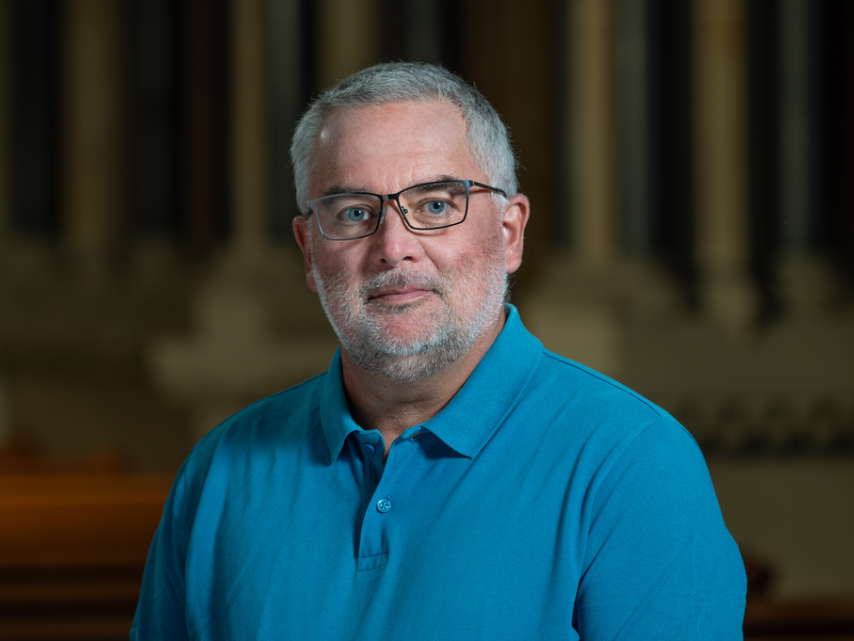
[342,208,370,223]
[425,200,449,215]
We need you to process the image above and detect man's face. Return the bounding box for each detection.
[294,100,527,382]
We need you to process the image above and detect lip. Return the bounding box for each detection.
[369,288,433,304]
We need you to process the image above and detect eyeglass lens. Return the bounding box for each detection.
[314,181,469,239]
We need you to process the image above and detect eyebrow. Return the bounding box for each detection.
[321,174,462,198]
[321,185,368,197]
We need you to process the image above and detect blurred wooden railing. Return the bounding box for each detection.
[0,441,173,641]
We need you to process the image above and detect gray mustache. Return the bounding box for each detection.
[362,269,445,299]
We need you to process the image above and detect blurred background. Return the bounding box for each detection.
[0,0,852,638]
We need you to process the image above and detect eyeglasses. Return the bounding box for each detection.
[303,179,507,241]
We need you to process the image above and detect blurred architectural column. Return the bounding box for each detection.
[149,0,332,442]
[378,0,445,64]
[615,0,652,255]
[126,0,182,288]
[398,0,443,62]
[692,0,758,331]
[131,1,174,235]
[842,5,854,264]
[266,0,307,237]
[177,0,227,245]
[62,0,124,282]
[230,0,270,264]
[524,0,623,380]
[613,0,682,317]
[4,1,60,279]
[775,0,837,315]
[569,0,618,269]
[316,0,381,88]
[0,0,9,250]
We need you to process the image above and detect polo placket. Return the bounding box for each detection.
[354,427,425,572]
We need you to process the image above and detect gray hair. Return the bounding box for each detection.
[290,62,519,211]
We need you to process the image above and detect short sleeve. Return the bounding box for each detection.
[131,464,191,640]
[575,418,746,640]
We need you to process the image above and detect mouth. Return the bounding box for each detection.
[368,287,436,305]
[362,268,445,308]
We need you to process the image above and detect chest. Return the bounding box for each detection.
[183,432,587,639]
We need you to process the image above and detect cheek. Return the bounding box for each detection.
[440,231,507,292]
[440,214,506,264]
[470,222,508,265]
[311,242,362,281]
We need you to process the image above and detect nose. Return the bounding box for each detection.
[370,198,423,268]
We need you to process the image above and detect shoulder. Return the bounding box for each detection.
[521,348,689,450]
[175,372,329,509]
[197,371,326,451]
[497,346,719,515]
[512,355,746,638]
[539,349,666,419]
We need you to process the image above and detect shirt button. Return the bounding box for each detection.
[376,498,392,513]
[363,444,376,456]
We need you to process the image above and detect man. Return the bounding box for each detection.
[133,62,745,639]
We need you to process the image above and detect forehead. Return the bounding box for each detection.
[309,100,481,195]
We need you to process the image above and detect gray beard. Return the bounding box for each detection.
[312,260,507,383]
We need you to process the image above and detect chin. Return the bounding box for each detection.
[345,340,465,383]
[341,307,496,383]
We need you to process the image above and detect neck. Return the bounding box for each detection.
[340,310,505,460]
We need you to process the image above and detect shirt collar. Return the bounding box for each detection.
[320,304,543,463]
[319,349,363,464]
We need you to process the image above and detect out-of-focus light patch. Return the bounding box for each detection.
[0,380,7,442]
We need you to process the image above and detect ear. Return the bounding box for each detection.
[501,193,530,274]
[293,216,318,292]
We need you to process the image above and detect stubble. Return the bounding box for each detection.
[311,241,508,383]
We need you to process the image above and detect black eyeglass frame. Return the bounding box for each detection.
[303,179,508,241]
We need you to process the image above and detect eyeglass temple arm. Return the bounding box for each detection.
[470,181,508,198]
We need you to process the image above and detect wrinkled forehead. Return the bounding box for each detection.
[308,100,480,194]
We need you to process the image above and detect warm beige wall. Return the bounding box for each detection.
[710,459,854,596]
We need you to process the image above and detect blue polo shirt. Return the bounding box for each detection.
[132,305,745,640]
